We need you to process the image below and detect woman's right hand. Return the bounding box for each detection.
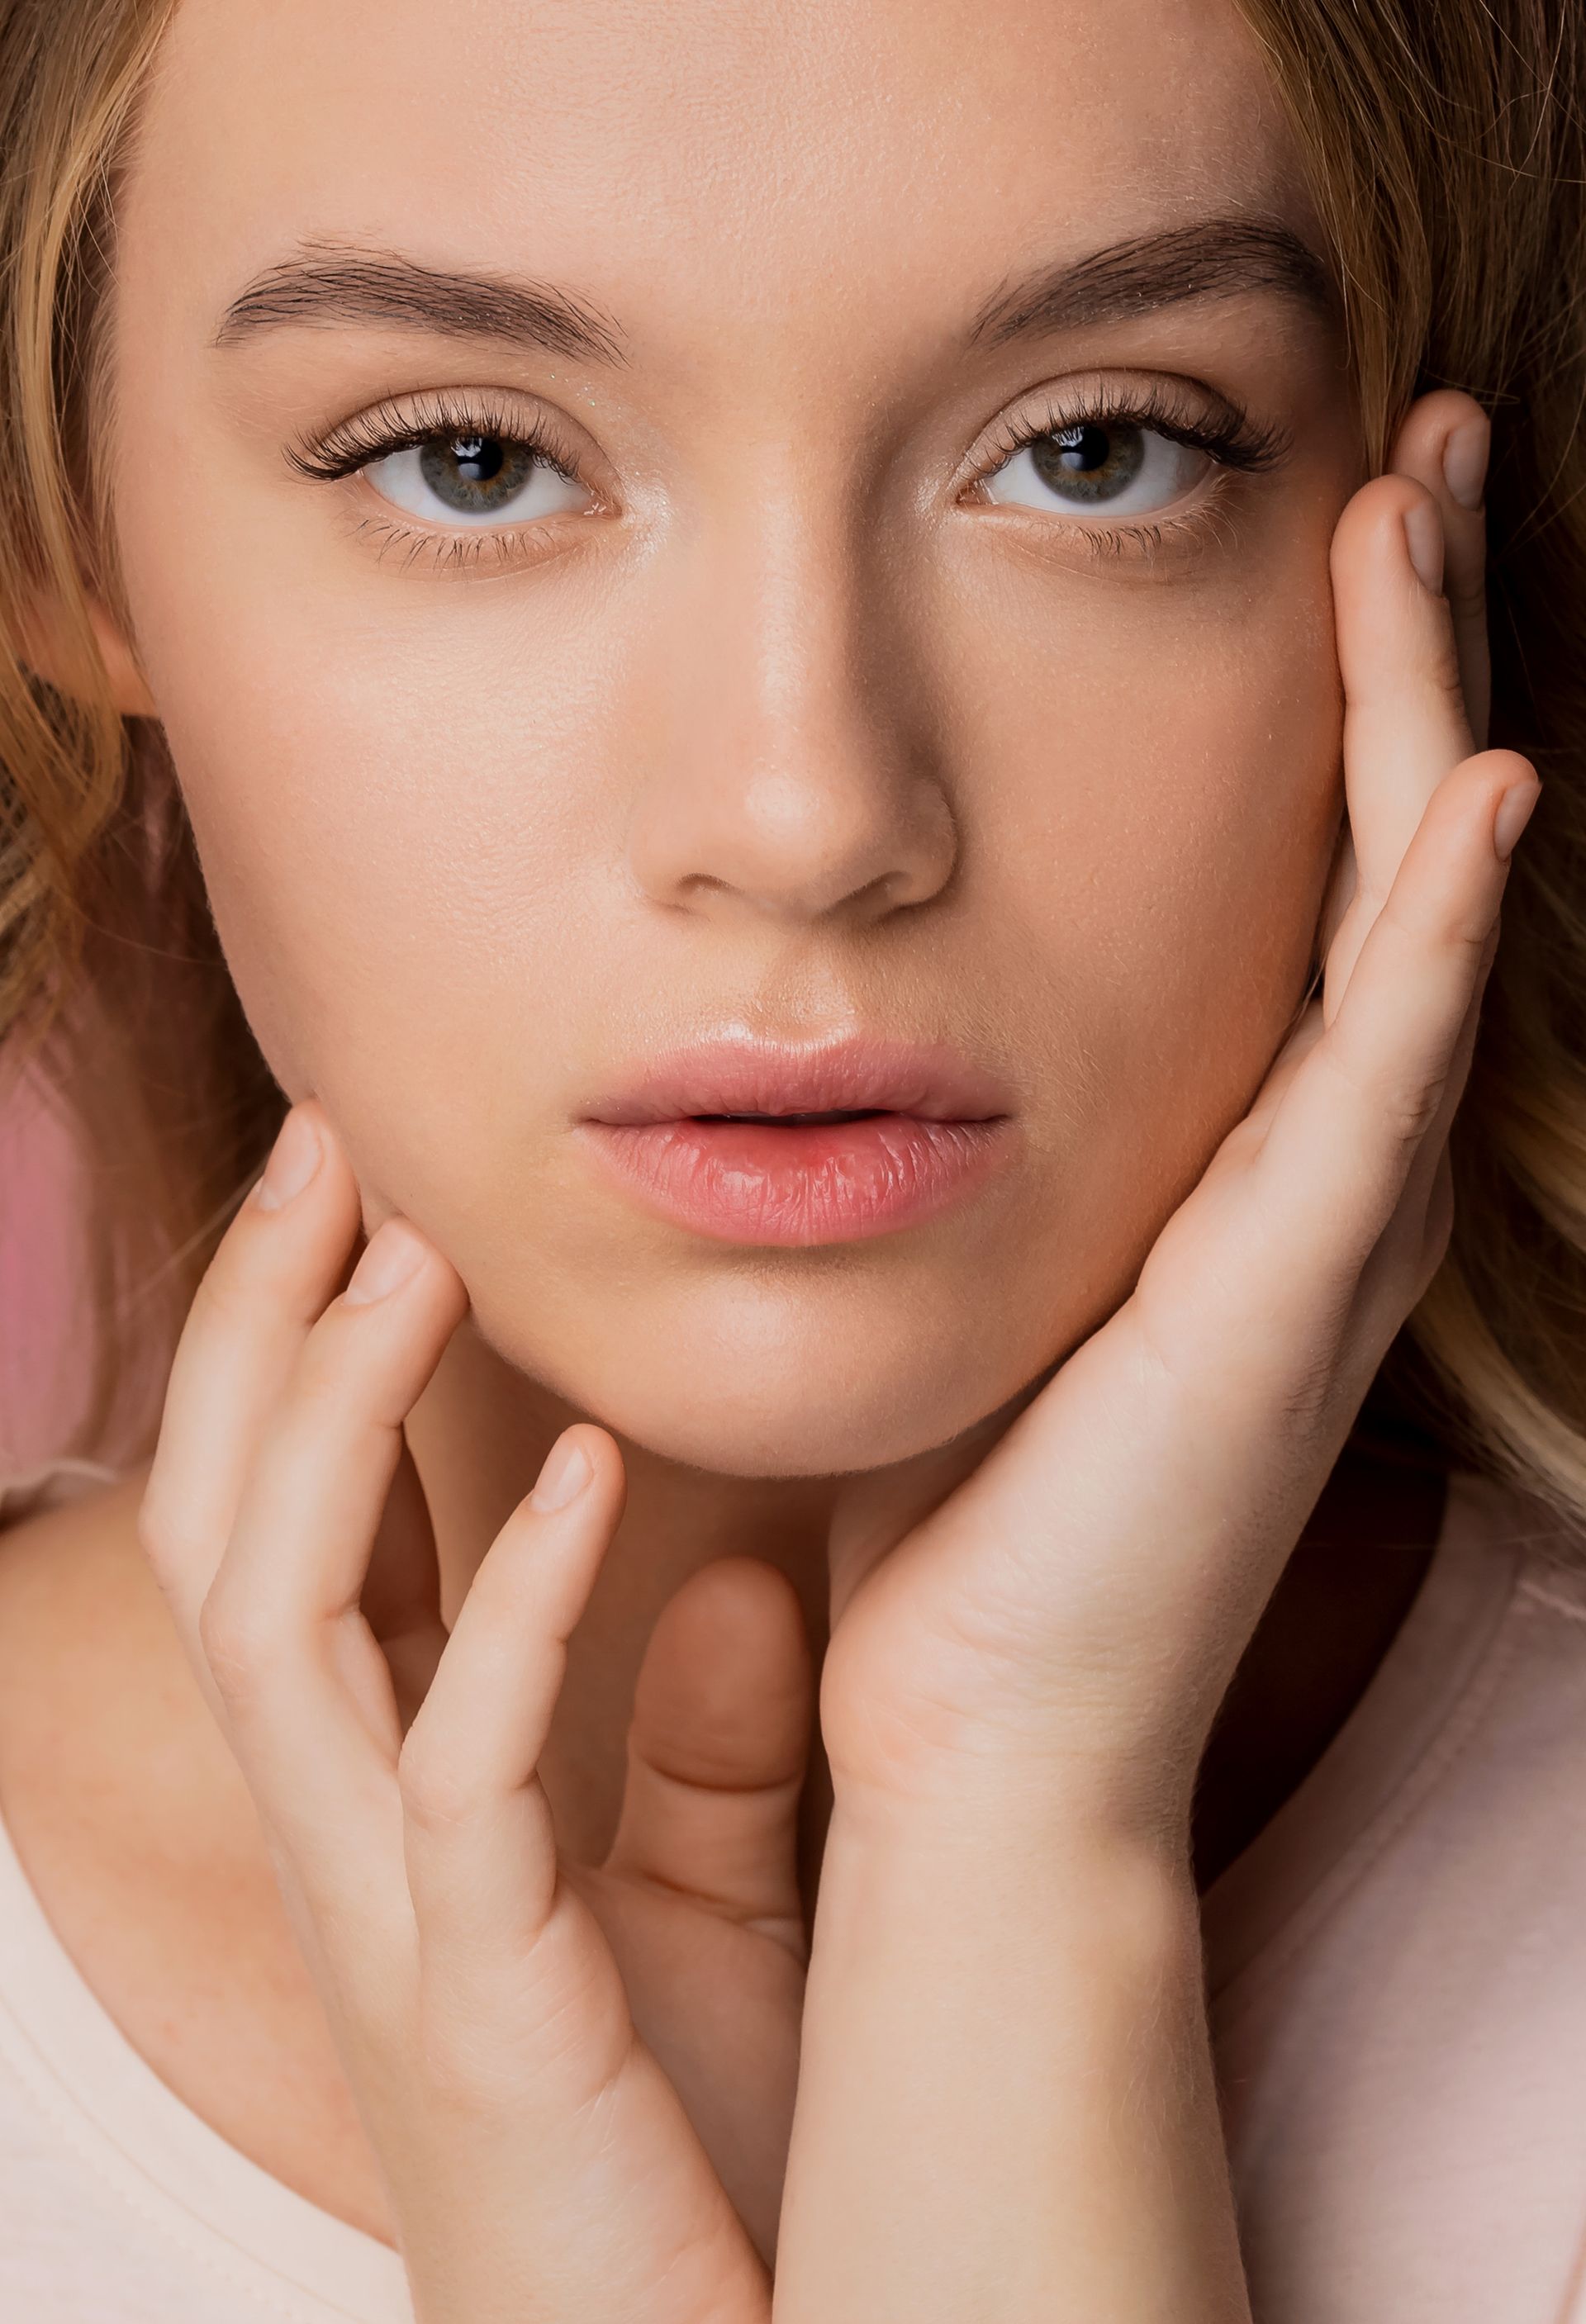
[137,1104,806,2324]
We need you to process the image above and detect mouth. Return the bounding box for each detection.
[576,1036,1016,1247]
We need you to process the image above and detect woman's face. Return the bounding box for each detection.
[106,0,1356,1476]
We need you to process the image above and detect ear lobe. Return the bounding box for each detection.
[17,591,158,719]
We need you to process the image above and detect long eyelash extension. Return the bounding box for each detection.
[287,389,579,484]
[983,377,1290,478]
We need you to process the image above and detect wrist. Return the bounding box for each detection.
[825,1734,1199,1878]
[814,1781,1203,1999]
[781,1779,1232,2324]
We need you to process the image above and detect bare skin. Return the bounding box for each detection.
[4,0,1515,2302]
[0,1378,1444,2245]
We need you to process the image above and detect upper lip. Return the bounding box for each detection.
[582,1034,1015,1126]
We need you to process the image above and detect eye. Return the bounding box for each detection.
[363,430,590,527]
[980,417,1212,521]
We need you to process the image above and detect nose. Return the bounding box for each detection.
[624,507,958,927]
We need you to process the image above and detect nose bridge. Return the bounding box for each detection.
[624,468,957,924]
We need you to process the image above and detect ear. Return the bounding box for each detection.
[17,590,159,719]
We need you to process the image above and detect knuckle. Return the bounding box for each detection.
[184,1250,268,1343]
[135,1489,205,1595]
[411,1998,514,2114]
[1424,626,1470,720]
[1277,1353,1339,1443]
[1380,1073,1448,1150]
[1446,564,1489,628]
[290,1302,406,1432]
[197,1587,285,1706]
[396,1734,477,1833]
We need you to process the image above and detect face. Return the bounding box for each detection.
[104,0,1356,1477]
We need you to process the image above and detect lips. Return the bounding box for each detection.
[576,1036,1015,1246]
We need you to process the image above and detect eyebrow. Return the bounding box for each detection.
[212,243,629,364]
[212,214,1334,366]
[966,217,1337,347]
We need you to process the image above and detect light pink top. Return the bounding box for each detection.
[1,1463,1584,2320]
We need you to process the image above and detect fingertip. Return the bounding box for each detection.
[634,1557,814,1787]
[662,1556,812,1672]
[1330,470,1438,591]
[528,1421,626,1516]
[1440,411,1490,515]
[1387,387,1490,510]
[1481,753,1541,861]
[251,1105,324,1212]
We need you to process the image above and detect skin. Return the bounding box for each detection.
[0,0,1533,2311]
[105,0,1353,1482]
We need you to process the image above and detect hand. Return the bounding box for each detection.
[817,388,1525,1834]
[774,390,1525,2324]
[137,1115,810,2322]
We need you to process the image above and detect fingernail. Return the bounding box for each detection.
[1442,416,1490,512]
[532,1433,592,1511]
[1403,500,1445,594]
[252,1107,322,1212]
[1493,776,1541,861]
[344,1218,426,1305]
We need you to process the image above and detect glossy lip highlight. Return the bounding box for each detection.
[575,1035,1017,1247]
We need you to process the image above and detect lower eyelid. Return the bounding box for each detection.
[973,471,1243,567]
[336,440,1240,576]
[344,507,576,576]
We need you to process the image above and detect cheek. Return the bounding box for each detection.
[120,530,629,1126]
[116,462,1344,1468]
[958,553,1341,1231]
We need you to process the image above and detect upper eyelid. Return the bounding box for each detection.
[963,377,1287,481]
[287,386,593,484]
[296,375,1279,572]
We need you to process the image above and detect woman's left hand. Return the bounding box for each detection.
[817,387,1516,1835]
[774,391,1531,2322]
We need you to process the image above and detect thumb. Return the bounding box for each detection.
[605,1558,814,1954]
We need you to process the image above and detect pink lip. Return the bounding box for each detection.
[576,1036,1016,1247]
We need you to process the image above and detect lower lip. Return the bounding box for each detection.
[577,1113,1009,1245]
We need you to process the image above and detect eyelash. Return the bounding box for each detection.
[289,377,1288,576]
[288,389,581,487]
[966,377,1287,564]
[287,390,585,574]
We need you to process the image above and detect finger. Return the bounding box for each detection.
[140,1102,363,1657]
[197,1218,468,1902]
[1386,388,1491,747]
[606,1559,813,1953]
[1343,910,1500,1343]
[398,1426,627,1959]
[1313,393,1490,995]
[1327,473,1474,1007]
[1250,751,1536,1329]
[359,1435,449,1733]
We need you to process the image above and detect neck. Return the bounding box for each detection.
[405,1319,843,1867]
[401,1322,1448,1895]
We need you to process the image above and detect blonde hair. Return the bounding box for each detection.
[2,0,1585,1507]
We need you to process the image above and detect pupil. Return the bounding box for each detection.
[450,434,503,483]
[417,430,537,513]
[1029,420,1146,502]
[1054,423,1111,474]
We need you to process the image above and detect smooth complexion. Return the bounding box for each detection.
[104,0,1352,1487]
[0,0,1524,2303]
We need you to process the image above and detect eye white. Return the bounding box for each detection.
[981,420,1210,520]
[363,434,590,528]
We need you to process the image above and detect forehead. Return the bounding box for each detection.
[124,0,1308,365]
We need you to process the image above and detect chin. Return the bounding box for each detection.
[468,1260,1053,1480]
